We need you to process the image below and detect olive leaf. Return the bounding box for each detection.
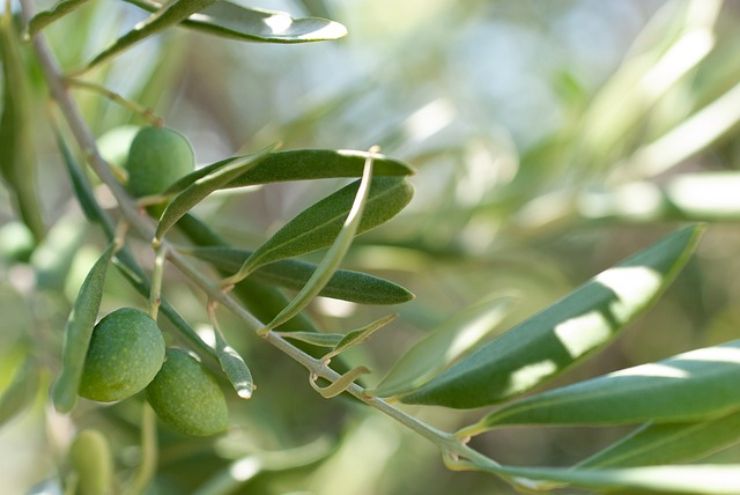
[187,246,413,305]
[578,411,740,468]
[27,0,90,35]
[279,332,344,348]
[401,225,703,408]
[155,148,272,241]
[122,0,347,44]
[323,313,396,361]
[0,11,44,241]
[373,293,515,398]
[164,148,414,196]
[225,176,414,283]
[213,328,254,399]
[460,338,740,435]
[490,464,740,495]
[261,152,375,332]
[0,357,39,427]
[52,243,115,413]
[86,0,217,70]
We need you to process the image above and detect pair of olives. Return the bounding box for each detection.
[79,308,228,436]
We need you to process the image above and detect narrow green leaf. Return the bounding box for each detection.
[123,0,347,43]
[187,246,413,305]
[374,294,515,398]
[279,332,344,348]
[579,411,740,468]
[0,358,39,426]
[175,214,320,333]
[401,225,703,408]
[262,153,375,331]
[52,243,115,413]
[86,0,217,70]
[310,366,370,399]
[493,464,740,495]
[165,149,414,196]
[213,331,253,399]
[0,11,44,241]
[325,314,396,360]
[227,176,413,281]
[28,0,90,35]
[56,133,115,238]
[464,338,740,433]
[155,150,270,240]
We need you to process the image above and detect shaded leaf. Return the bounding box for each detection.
[324,314,396,360]
[155,149,271,240]
[188,245,413,305]
[213,330,253,399]
[262,153,375,331]
[228,176,413,280]
[401,226,703,408]
[123,0,347,44]
[28,0,90,35]
[374,294,515,398]
[279,332,344,348]
[579,411,740,468]
[464,338,740,434]
[52,243,115,413]
[0,11,44,241]
[0,358,39,426]
[165,148,413,195]
[86,0,217,70]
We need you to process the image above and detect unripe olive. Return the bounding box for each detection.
[124,126,195,198]
[69,429,114,495]
[79,308,165,402]
[146,348,228,436]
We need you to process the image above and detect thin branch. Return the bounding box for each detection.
[17,0,525,489]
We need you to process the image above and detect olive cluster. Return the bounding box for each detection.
[80,127,228,436]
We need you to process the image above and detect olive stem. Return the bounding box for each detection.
[149,244,167,320]
[126,403,158,495]
[64,77,164,127]
[20,3,535,491]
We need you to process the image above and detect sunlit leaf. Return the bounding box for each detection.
[123,0,347,43]
[166,149,413,195]
[462,339,740,435]
[187,246,413,305]
[374,294,515,398]
[492,464,740,495]
[401,226,703,409]
[579,411,740,468]
[86,0,217,70]
[324,314,397,360]
[213,330,253,399]
[279,332,344,348]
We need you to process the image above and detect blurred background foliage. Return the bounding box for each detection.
[2,0,740,493]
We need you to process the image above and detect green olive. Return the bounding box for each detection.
[124,126,195,198]
[69,429,114,495]
[146,348,228,437]
[79,308,165,402]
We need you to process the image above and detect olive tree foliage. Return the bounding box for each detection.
[1,0,740,493]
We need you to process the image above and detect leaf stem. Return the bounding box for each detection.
[149,244,167,320]
[64,77,164,126]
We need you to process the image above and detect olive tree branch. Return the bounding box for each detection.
[18,0,531,489]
